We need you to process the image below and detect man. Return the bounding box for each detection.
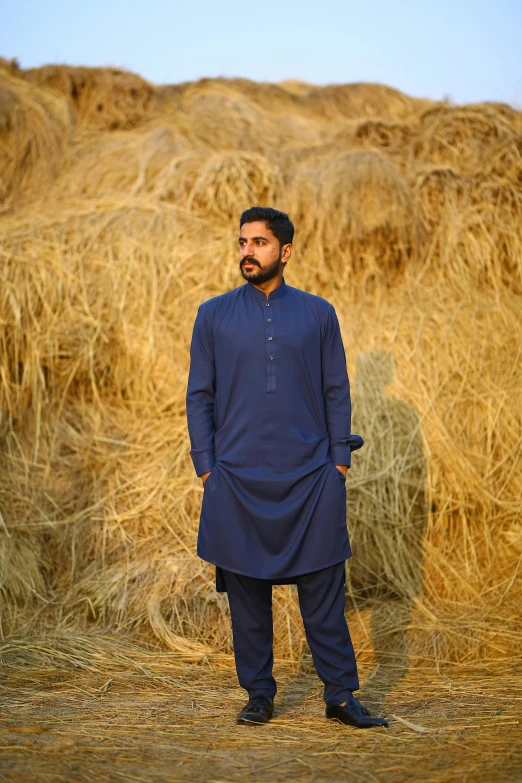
[186,207,387,729]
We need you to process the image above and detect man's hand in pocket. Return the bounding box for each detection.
[201,471,211,485]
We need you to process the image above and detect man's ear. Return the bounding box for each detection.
[282,243,293,262]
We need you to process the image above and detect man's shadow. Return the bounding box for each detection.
[346,351,427,710]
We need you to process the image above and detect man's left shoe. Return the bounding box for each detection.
[326,692,388,729]
[236,695,274,725]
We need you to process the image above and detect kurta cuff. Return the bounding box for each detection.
[331,436,364,468]
[191,450,216,476]
[331,446,353,468]
[348,434,364,452]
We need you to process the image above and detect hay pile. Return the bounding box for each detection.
[0,69,72,206]
[25,65,157,129]
[0,62,521,673]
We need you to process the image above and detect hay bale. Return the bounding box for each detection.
[471,101,522,133]
[413,104,518,173]
[55,125,188,200]
[213,77,303,113]
[412,165,466,228]
[290,150,416,285]
[157,150,285,220]
[304,82,428,120]
[202,79,325,148]
[479,135,522,186]
[0,71,72,205]
[351,118,416,149]
[411,136,522,289]
[25,65,157,129]
[335,118,417,158]
[161,79,289,142]
[438,180,522,290]
[69,551,225,657]
[176,81,276,151]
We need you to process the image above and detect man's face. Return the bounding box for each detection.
[239,221,288,284]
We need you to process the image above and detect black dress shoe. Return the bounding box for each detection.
[326,692,388,729]
[236,695,274,725]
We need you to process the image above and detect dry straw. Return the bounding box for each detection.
[290,150,417,288]
[0,64,521,675]
[25,64,157,129]
[1,633,521,783]
[55,126,189,201]
[304,81,427,121]
[156,150,286,220]
[172,81,283,152]
[0,70,72,206]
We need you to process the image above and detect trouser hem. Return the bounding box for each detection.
[325,688,358,707]
[247,689,277,701]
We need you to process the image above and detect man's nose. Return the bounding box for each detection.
[240,242,253,257]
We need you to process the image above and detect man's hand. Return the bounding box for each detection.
[336,465,348,476]
[201,471,211,484]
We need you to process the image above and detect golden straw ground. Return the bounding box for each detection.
[0,634,521,783]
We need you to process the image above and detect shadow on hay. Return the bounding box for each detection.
[347,350,427,709]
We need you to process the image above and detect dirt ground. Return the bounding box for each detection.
[1,650,521,783]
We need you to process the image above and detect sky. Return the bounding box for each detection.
[2,0,521,106]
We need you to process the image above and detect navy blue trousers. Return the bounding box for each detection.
[222,562,360,706]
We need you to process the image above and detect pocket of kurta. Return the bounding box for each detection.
[335,468,347,481]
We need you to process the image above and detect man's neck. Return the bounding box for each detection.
[250,275,284,300]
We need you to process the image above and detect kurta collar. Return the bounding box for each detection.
[247,278,288,302]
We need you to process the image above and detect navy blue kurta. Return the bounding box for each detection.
[186,278,363,581]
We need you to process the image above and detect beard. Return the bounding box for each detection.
[240,250,283,284]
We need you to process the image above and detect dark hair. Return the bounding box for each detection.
[240,206,294,246]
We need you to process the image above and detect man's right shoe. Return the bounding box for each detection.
[326,692,388,729]
[236,695,274,725]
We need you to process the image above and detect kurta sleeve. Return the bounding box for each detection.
[321,305,363,468]
[186,305,217,476]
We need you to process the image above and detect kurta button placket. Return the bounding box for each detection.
[265,297,276,392]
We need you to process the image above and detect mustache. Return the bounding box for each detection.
[240,257,261,268]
